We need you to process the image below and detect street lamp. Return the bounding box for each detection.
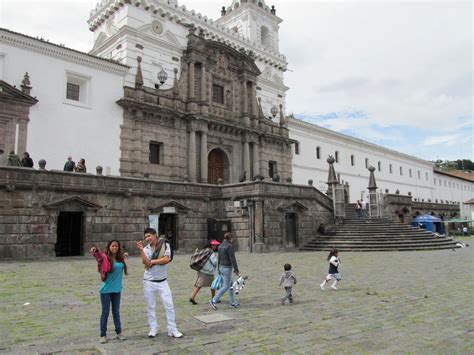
[155,68,168,89]
[270,105,279,118]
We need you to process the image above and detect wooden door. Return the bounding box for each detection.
[208,149,225,184]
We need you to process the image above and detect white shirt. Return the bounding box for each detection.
[143,243,171,281]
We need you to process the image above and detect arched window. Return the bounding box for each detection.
[260,26,271,48]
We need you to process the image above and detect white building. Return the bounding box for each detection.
[0,28,128,175]
[0,0,472,217]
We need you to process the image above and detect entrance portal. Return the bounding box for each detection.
[56,212,83,256]
[285,213,298,247]
[208,149,228,184]
[159,213,178,250]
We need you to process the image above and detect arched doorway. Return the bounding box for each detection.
[208,149,229,184]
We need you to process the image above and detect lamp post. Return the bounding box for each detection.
[155,68,168,89]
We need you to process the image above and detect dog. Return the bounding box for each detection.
[230,276,248,295]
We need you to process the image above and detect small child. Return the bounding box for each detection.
[279,263,297,304]
[320,249,341,290]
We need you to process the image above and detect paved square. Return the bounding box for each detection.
[0,242,473,354]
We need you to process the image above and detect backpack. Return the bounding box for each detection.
[189,248,213,271]
[151,238,173,262]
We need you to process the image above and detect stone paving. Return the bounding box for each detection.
[1,240,473,354]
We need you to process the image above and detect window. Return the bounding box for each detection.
[444,180,446,187]
[212,84,224,104]
[149,141,163,164]
[434,179,436,186]
[365,158,369,169]
[268,161,277,178]
[418,171,421,179]
[335,151,339,163]
[400,166,403,176]
[65,71,91,107]
[425,172,428,180]
[351,155,354,166]
[409,169,412,178]
[294,142,300,155]
[378,161,381,172]
[389,164,392,174]
[66,83,80,101]
[316,146,321,159]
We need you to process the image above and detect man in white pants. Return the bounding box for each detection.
[136,228,183,338]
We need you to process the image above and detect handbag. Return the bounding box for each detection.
[211,273,223,290]
[189,248,213,271]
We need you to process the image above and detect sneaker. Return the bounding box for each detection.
[320,283,325,291]
[229,301,240,308]
[148,329,157,338]
[99,336,107,344]
[331,285,338,290]
[209,300,218,310]
[168,330,183,338]
[281,298,285,305]
[116,333,126,341]
[189,298,197,305]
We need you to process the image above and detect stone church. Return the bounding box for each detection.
[0,0,334,259]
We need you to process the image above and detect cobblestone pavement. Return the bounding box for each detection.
[1,241,473,354]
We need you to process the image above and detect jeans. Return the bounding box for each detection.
[282,287,293,302]
[212,266,235,304]
[100,292,121,337]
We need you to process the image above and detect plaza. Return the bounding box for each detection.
[1,243,473,354]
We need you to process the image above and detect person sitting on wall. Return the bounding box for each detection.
[75,158,87,173]
[317,223,326,235]
[64,156,76,171]
[21,152,34,168]
[7,151,22,166]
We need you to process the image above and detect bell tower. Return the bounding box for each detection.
[216,0,282,54]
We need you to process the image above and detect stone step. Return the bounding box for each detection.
[300,245,457,252]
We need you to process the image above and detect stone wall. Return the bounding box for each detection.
[383,193,460,224]
[0,167,333,259]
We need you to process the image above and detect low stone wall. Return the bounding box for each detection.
[383,193,460,224]
[0,167,333,258]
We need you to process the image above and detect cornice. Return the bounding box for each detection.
[88,0,287,69]
[288,117,434,167]
[0,28,129,75]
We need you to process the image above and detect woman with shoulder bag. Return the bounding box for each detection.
[189,240,220,304]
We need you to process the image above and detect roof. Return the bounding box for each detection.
[433,167,474,182]
[465,198,474,205]
[0,27,128,69]
[413,214,443,222]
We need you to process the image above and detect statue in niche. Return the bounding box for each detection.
[272,173,280,182]
[225,90,233,109]
[217,52,227,70]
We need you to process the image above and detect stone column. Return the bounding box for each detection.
[188,127,197,182]
[252,142,259,178]
[253,199,265,252]
[200,64,206,102]
[242,81,248,116]
[188,62,195,100]
[200,131,208,183]
[243,140,251,177]
[251,82,258,117]
[367,166,378,218]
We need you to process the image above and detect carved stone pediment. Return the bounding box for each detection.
[0,80,38,105]
[276,201,308,213]
[43,196,102,211]
[150,200,191,213]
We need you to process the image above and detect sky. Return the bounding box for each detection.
[1,0,472,162]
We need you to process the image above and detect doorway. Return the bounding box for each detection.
[56,212,83,256]
[285,213,298,247]
[208,149,228,184]
[159,213,178,250]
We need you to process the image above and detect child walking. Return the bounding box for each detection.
[320,249,341,290]
[90,240,128,344]
[279,263,297,304]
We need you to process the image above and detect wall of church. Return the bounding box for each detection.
[0,167,334,258]
[0,34,127,175]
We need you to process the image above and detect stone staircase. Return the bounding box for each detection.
[301,204,459,252]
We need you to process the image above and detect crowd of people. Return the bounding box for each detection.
[90,228,341,343]
[0,150,87,173]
